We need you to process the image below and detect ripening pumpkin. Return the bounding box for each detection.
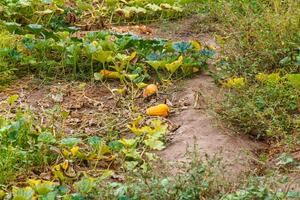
[143,84,158,98]
[146,104,170,117]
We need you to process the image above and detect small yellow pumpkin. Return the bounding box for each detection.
[146,104,170,117]
[143,84,158,98]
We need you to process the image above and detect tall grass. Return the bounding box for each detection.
[199,0,300,76]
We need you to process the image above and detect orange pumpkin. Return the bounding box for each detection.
[143,84,158,98]
[146,104,170,117]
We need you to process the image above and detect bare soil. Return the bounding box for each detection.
[161,74,266,176]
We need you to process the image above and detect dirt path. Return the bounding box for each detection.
[161,75,265,176]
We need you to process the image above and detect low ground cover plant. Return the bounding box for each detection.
[221,73,300,140]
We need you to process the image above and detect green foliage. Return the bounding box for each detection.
[198,0,300,76]
[222,175,300,200]
[220,73,300,139]
[0,114,55,184]
[0,30,212,84]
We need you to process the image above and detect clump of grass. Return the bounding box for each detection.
[197,0,300,76]
[220,73,300,140]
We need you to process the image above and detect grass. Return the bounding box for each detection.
[220,74,300,140]
[196,0,300,77]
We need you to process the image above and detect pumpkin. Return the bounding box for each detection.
[143,84,158,98]
[146,104,170,117]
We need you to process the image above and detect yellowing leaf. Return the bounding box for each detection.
[160,3,172,9]
[119,138,137,147]
[125,73,139,81]
[223,77,246,89]
[207,44,216,51]
[0,190,5,199]
[112,87,127,95]
[62,149,70,157]
[70,146,79,156]
[99,144,111,155]
[128,51,137,61]
[256,73,281,85]
[146,4,162,11]
[267,73,281,84]
[191,41,202,51]
[285,74,300,89]
[28,179,41,186]
[171,6,183,12]
[62,160,69,170]
[255,73,268,83]
[35,9,53,15]
[28,180,55,195]
[99,170,114,180]
[165,56,183,74]
[93,50,113,63]
[7,94,19,105]
[53,164,61,171]
[122,149,141,160]
[100,70,121,79]
[136,82,148,89]
[193,67,200,73]
[146,60,165,71]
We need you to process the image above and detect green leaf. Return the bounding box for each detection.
[122,148,140,160]
[4,22,21,32]
[92,50,114,63]
[94,72,103,81]
[27,24,43,30]
[172,42,192,53]
[60,137,81,148]
[146,60,166,71]
[74,177,97,195]
[12,187,35,200]
[146,4,162,12]
[123,161,139,171]
[38,132,56,144]
[119,138,137,148]
[32,182,55,195]
[39,191,57,200]
[108,140,124,151]
[88,136,102,150]
[144,137,165,150]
